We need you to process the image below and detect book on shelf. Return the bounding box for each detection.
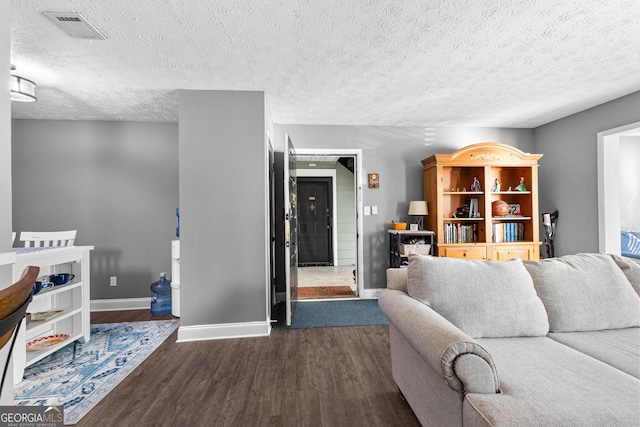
[492,223,524,242]
[443,223,478,244]
[469,198,479,218]
[28,310,64,322]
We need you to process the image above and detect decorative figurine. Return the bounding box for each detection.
[471,176,481,192]
[492,178,501,192]
[515,177,527,191]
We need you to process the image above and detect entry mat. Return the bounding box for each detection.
[272,299,389,329]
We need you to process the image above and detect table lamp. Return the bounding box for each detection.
[408,201,428,230]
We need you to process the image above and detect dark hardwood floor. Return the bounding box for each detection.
[78,310,421,427]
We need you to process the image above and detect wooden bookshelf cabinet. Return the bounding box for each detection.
[422,142,542,260]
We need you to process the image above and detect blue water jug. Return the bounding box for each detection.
[175,206,180,237]
[151,272,172,316]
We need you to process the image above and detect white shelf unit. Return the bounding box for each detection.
[12,246,93,382]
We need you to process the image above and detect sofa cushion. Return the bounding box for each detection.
[548,328,640,379]
[524,253,640,332]
[610,254,640,297]
[407,254,549,338]
[466,337,640,427]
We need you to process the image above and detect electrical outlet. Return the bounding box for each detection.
[110,276,117,287]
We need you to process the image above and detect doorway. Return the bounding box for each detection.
[597,122,640,254]
[294,149,364,300]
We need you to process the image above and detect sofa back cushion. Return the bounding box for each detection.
[610,254,640,297]
[523,253,640,332]
[407,254,549,338]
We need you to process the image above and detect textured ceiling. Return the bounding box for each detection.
[9,0,640,127]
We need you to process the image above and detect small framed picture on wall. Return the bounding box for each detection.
[368,173,379,188]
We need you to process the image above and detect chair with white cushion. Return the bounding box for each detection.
[0,266,39,402]
[19,230,77,248]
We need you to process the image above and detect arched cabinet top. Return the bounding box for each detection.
[422,142,542,167]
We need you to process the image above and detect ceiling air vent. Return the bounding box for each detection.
[44,12,107,40]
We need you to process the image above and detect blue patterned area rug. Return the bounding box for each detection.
[14,320,179,425]
[272,299,389,329]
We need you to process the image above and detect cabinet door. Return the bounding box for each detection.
[441,245,487,260]
[493,245,536,260]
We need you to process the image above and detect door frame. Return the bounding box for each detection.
[597,121,640,254]
[267,134,276,315]
[297,170,338,265]
[295,148,364,297]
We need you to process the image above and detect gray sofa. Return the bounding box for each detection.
[379,253,640,427]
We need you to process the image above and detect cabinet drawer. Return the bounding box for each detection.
[493,245,537,260]
[442,246,487,260]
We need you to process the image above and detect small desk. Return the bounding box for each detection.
[388,230,435,268]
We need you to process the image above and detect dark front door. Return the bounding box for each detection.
[298,177,333,266]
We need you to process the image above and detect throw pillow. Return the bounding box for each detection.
[610,254,640,297]
[407,254,549,338]
[524,253,640,332]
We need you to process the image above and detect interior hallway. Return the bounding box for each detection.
[297,265,357,299]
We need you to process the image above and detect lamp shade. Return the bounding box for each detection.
[408,201,428,216]
[10,73,37,102]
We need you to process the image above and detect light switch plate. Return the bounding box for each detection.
[372,206,378,215]
[364,206,371,216]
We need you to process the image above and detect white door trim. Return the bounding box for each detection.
[295,148,364,297]
[597,121,640,254]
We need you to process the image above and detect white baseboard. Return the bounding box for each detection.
[91,298,271,342]
[176,321,270,342]
[90,288,383,314]
[90,297,150,312]
[361,288,383,299]
[275,289,382,303]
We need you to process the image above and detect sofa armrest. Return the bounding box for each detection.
[379,288,500,395]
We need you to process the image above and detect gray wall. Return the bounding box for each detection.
[274,125,534,289]
[179,90,269,327]
[533,91,640,256]
[11,120,178,299]
[0,1,11,284]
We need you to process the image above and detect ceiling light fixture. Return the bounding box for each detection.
[10,65,37,103]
